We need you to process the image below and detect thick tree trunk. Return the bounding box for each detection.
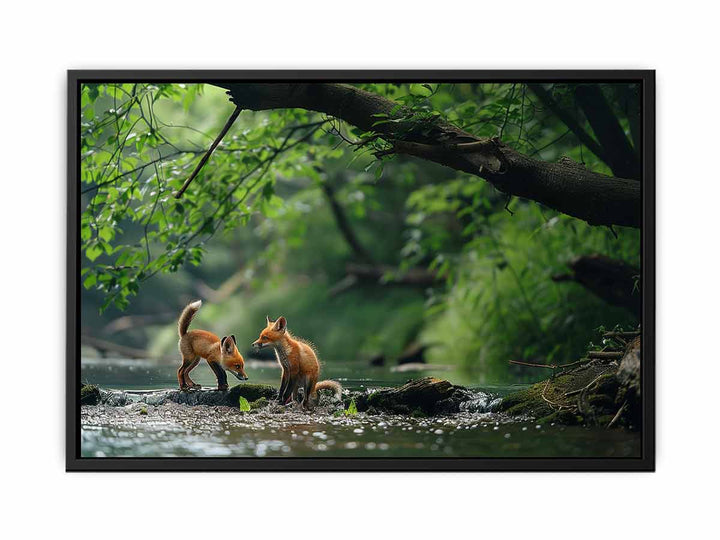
[215,83,641,228]
[574,85,641,180]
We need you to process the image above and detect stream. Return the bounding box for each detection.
[80,357,641,459]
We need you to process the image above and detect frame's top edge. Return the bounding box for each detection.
[67,69,655,83]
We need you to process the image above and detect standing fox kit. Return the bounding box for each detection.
[177,300,247,391]
[252,316,341,409]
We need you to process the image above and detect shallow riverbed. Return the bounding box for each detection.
[80,358,641,459]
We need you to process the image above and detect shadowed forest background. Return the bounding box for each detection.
[80,81,640,385]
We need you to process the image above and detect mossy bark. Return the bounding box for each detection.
[499,336,641,430]
[351,377,473,415]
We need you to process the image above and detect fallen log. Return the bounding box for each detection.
[353,377,474,415]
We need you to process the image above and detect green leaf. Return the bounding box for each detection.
[99,226,114,242]
[238,396,251,412]
[86,243,103,262]
[344,399,358,416]
[83,273,97,289]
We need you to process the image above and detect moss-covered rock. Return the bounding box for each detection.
[80,384,101,405]
[227,384,277,403]
[249,397,269,410]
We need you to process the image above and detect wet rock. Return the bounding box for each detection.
[459,393,503,413]
[99,389,132,406]
[97,384,278,408]
[85,378,486,418]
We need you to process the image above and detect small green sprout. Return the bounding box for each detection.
[238,396,251,412]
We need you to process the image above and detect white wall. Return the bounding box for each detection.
[1,2,716,538]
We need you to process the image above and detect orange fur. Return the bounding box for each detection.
[177,300,247,390]
[252,316,342,408]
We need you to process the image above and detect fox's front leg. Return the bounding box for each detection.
[208,360,229,391]
[277,367,289,403]
[282,378,299,405]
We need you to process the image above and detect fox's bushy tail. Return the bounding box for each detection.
[178,300,202,337]
[315,380,343,400]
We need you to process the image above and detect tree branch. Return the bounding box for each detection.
[174,106,242,199]
[215,83,641,228]
[320,180,375,263]
[527,83,609,164]
[574,85,640,180]
[345,263,438,286]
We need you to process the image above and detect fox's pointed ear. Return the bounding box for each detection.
[221,336,233,354]
[273,316,287,333]
[266,315,273,327]
[231,334,236,346]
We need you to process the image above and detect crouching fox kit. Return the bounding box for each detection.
[252,316,342,409]
[177,300,247,391]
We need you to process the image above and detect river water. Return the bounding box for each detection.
[80,357,641,459]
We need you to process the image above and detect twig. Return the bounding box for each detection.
[602,331,640,338]
[587,351,624,360]
[509,360,556,369]
[607,400,627,429]
[498,84,516,139]
[174,106,242,199]
[504,194,515,215]
[508,357,591,370]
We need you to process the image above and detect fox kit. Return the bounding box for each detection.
[252,316,341,409]
[177,300,248,391]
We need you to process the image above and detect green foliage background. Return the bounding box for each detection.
[80,82,640,383]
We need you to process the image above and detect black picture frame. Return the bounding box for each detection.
[67,70,655,472]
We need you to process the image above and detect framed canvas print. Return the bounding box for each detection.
[67,70,654,471]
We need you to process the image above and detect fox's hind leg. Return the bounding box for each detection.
[178,356,196,390]
[183,357,201,389]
